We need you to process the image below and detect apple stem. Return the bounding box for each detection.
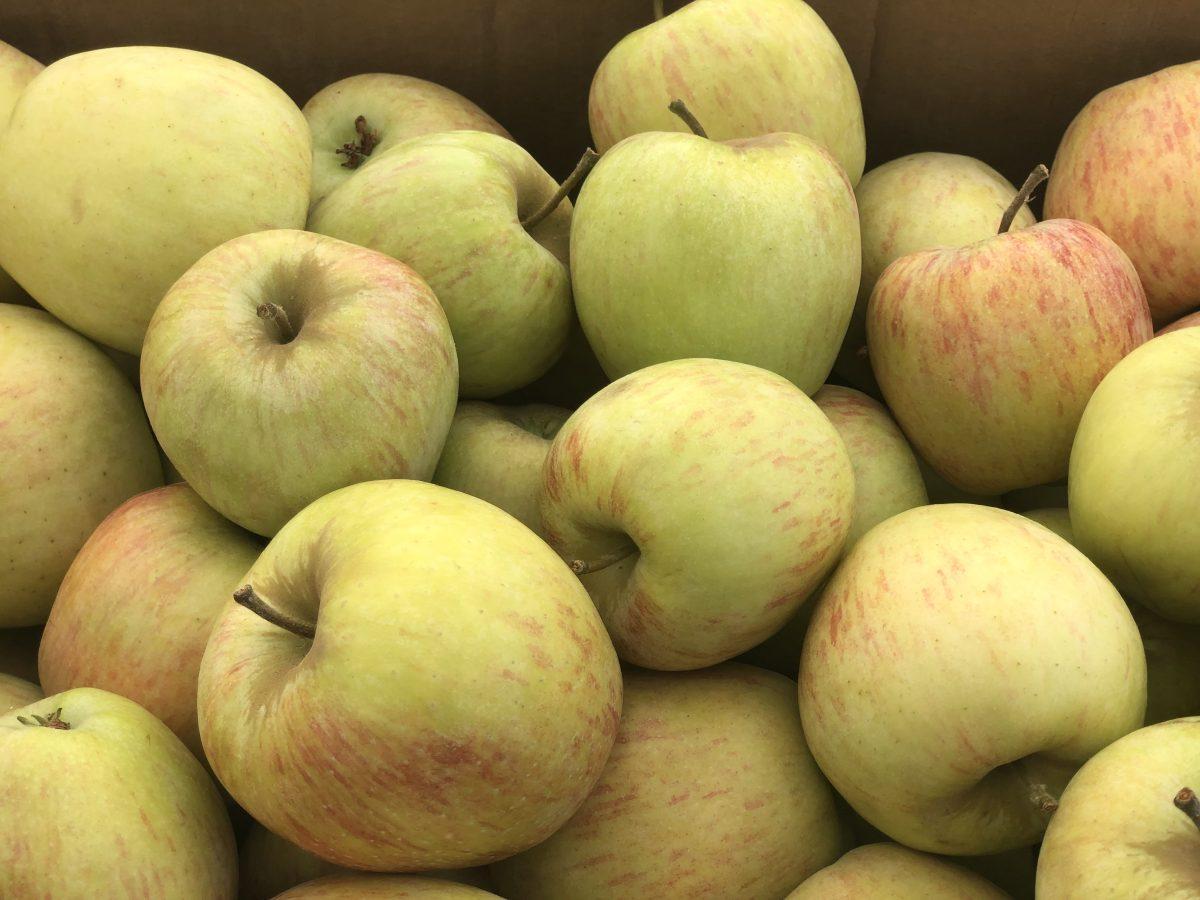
[15,707,70,730]
[335,115,381,170]
[570,544,637,577]
[257,302,296,343]
[233,584,316,640]
[998,164,1049,234]
[653,0,665,20]
[1175,788,1200,832]
[520,149,602,232]
[668,99,708,139]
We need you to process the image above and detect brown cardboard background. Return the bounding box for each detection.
[4,0,1200,190]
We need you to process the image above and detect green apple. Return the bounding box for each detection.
[492,664,842,899]
[1045,62,1200,323]
[1036,717,1200,896]
[141,229,458,536]
[276,875,501,898]
[787,843,1010,898]
[837,152,1035,391]
[433,401,571,537]
[589,0,864,182]
[1159,309,1200,335]
[540,358,854,669]
[0,673,41,714]
[0,688,236,897]
[39,484,262,758]
[0,626,41,682]
[309,130,573,398]
[1070,329,1200,622]
[303,73,508,209]
[800,504,1146,855]
[1,305,162,626]
[198,480,622,871]
[0,46,311,353]
[0,39,42,306]
[1022,507,1073,542]
[869,218,1153,494]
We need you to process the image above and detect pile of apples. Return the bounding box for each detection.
[3,0,1200,897]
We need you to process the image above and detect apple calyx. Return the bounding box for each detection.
[520,148,602,231]
[16,707,71,731]
[1016,761,1059,816]
[1174,788,1200,833]
[257,302,297,343]
[233,584,316,640]
[335,115,381,169]
[569,543,637,576]
[668,99,708,139]
[998,163,1049,234]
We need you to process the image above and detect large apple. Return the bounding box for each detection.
[39,483,263,758]
[276,875,501,898]
[0,46,310,353]
[1,305,162,626]
[571,123,859,394]
[800,504,1146,855]
[837,152,1035,390]
[1070,329,1200,622]
[198,480,622,871]
[1036,717,1200,896]
[0,40,42,306]
[141,229,457,536]
[540,358,854,669]
[491,664,843,899]
[309,131,575,398]
[589,0,864,182]
[303,73,508,208]
[433,401,571,538]
[869,215,1153,494]
[787,843,1010,898]
[1045,62,1200,323]
[0,673,41,714]
[0,688,237,897]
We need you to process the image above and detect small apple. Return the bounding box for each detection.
[0,673,41,714]
[141,229,458,536]
[1158,309,1200,335]
[786,842,1010,898]
[491,664,843,899]
[39,483,263,758]
[800,504,1146,855]
[0,688,237,897]
[275,875,501,898]
[589,0,864,182]
[433,401,571,538]
[0,39,42,306]
[1,305,162,626]
[540,358,854,669]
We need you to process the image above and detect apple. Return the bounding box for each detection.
[303,73,508,209]
[1069,329,1200,622]
[0,626,41,682]
[917,455,1001,507]
[1159,309,1200,335]
[309,131,576,398]
[140,229,458,536]
[198,479,622,871]
[39,483,263,759]
[836,152,1036,391]
[433,402,571,538]
[1021,507,1073,542]
[0,46,311,353]
[540,358,854,669]
[1,305,162,626]
[800,504,1146,855]
[0,687,236,897]
[1036,717,1200,896]
[869,212,1153,495]
[589,0,864,183]
[1045,62,1200,323]
[0,39,42,306]
[570,121,860,394]
[786,842,1010,898]
[0,673,41,714]
[491,664,842,898]
[275,875,501,898]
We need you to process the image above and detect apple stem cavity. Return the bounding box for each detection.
[570,544,637,576]
[16,707,71,730]
[335,115,381,169]
[233,584,316,640]
[998,164,1050,234]
[257,302,296,343]
[520,148,602,232]
[653,0,665,20]
[1175,788,1200,832]
[668,99,708,139]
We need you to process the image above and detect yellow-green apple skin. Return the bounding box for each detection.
[571,131,860,395]
[198,480,622,871]
[303,73,508,209]
[309,131,572,398]
[1,305,162,626]
[1159,309,1200,334]
[0,688,237,898]
[0,673,41,713]
[39,483,262,758]
[276,875,502,899]
[800,504,1147,855]
[787,842,1011,899]
[141,229,457,536]
[869,219,1152,494]
[0,40,42,306]
[0,47,310,353]
[0,626,40,682]
[433,401,571,538]
[540,358,854,669]
[1069,329,1200,622]
[491,664,843,899]
[589,0,864,183]
[1036,718,1200,897]
[1022,507,1074,542]
[1045,62,1200,324]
